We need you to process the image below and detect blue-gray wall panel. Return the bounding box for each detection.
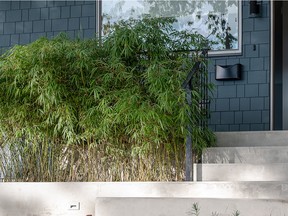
[11,34,19,46]
[31,1,47,8]
[24,21,32,33]
[4,22,15,34]
[50,7,61,19]
[20,2,31,9]
[33,20,45,32]
[0,35,10,46]
[6,10,21,22]
[22,10,29,21]
[29,8,41,20]
[230,98,240,111]
[52,19,68,31]
[15,22,24,33]
[71,5,81,17]
[41,8,49,19]
[11,1,20,10]
[0,23,3,34]
[19,34,30,44]
[0,2,11,10]
[221,112,235,125]
[61,6,71,18]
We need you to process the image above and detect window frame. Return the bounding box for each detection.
[95,0,242,56]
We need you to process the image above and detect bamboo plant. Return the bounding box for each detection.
[0,16,214,182]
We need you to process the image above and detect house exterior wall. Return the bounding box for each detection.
[0,0,271,132]
[0,0,96,54]
[208,1,271,131]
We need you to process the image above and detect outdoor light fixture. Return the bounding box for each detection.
[250,0,261,17]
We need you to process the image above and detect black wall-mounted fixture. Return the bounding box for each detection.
[250,0,261,17]
[216,64,242,80]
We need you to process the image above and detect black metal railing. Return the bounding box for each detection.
[182,49,209,181]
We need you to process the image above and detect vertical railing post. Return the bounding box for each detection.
[185,81,193,181]
[183,62,199,182]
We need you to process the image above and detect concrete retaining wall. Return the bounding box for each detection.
[1,182,288,216]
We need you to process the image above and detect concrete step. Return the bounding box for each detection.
[95,181,288,200]
[195,163,288,181]
[94,181,288,200]
[95,197,288,216]
[215,131,288,147]
[202,146,288,163]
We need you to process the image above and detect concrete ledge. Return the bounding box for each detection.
[196,163,288,181]
[95,197,288,216]
[202,146,288,163]
[215,131,288,147]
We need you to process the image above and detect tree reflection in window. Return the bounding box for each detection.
[102,0,241,54]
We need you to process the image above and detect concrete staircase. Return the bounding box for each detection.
[95,131,288,216]
[192,131,288,215]
[199,131,288,181]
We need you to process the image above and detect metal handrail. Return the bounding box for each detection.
[183,49,209,181]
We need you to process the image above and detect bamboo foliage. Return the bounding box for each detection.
[0,17,214,182]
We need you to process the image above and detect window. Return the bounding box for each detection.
[97,0,242,56]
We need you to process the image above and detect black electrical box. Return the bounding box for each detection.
[216,64,241,80]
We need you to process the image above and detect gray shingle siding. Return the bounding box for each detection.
[208,1,270,131]
[0,0,96,53]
